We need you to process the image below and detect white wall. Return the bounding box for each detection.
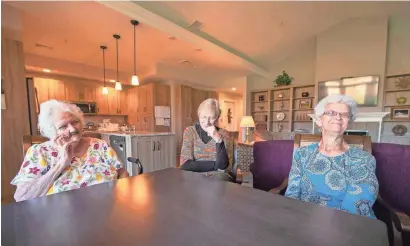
[315,16,388,111]
[247,15,410,113]
[386,15,410,75]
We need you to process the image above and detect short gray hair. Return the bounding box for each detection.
[38,100,85,139]
[314,94,358,122]
[197,98,221,118]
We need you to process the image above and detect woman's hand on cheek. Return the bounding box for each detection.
[52,134,75,166]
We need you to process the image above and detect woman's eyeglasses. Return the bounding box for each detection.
[323,110,351,119]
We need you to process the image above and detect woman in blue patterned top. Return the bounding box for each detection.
[285,94,379,218]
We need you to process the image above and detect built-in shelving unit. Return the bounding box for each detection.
[250,84,315,132]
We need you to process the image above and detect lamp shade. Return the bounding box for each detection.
[131,75,139,86]
[240,116,255,128]
[115,81,122,91]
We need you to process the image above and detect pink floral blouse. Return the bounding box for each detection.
[11,138,123,196]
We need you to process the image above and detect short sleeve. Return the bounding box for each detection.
[11,145,50,185]
[101,141,124,170]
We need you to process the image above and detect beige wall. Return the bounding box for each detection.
[315,16,388,111]
[386,15,410,75]
[247,15,410,113]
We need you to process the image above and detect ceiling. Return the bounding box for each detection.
[5,1,250,82]
[135,1,410,68]
[3,1,410,91]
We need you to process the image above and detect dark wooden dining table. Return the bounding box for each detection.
[2,168,388,246]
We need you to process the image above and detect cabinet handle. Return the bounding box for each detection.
[153,141,156,151]
[144,106,146,112]
[144,117,147,123]
[157,141,160,151]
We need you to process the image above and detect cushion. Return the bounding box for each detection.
[237,143,254,172]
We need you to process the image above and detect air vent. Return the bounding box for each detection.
[178,60,193,65]
[188,20,204,31]
[35,43,53,50]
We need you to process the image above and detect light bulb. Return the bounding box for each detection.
[115,82,122,91]
[102,87,108,95]
[131,75,139,86]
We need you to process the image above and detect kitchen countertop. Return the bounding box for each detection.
[83,130,175,137]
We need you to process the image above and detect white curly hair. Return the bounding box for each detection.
[314,94,358,123]
[197,98,221,118]
[38,100,85,139]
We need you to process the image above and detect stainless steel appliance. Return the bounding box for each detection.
[109,135,127,166]
[68,101,97,115]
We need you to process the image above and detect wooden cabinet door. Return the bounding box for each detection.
[145,84,154,114]
[119,91,128,115]
[33,78,50,105]
[82,85,96,102]
[127,88,138,125]
[64,82,79,102]
[95,86,109,114]
[48,80,65,101]
[156,135,176,170]
[142,114,154,132]
[137,85,147,113]
[107,88,118,114]
[136,137,155,173]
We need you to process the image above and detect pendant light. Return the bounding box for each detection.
[100,45,109,95]
[113,34,122,91]
[131,20,140,86]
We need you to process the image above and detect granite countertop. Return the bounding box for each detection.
[83,130,175,137]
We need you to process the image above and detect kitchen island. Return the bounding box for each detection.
[85,130,176,176]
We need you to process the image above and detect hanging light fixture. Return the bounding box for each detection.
[113,34,122,91]
[100,45,109,95]
[131,20,140,86]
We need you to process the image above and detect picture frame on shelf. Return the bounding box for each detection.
[390,106,410,120]
[299,99,312,109]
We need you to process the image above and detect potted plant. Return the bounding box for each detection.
[274,70,293,87]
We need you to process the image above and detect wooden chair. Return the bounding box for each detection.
[22,134,143,175]
[271,134,395,246]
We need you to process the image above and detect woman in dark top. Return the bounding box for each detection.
[180,98,233,181]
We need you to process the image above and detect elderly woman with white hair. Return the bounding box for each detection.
[180,98,233,181]
[11,100,128,202]
[285,94,379,218]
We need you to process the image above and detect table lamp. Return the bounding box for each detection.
[240,116,255,144]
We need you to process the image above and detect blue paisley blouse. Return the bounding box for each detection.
[285,143,379,218]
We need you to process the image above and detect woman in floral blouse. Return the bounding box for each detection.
[12,100,128,202]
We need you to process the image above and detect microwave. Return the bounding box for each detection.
[69,101,97,115]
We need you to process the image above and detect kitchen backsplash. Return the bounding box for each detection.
[83,115,127,128]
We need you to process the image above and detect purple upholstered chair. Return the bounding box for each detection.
[252,140,410,246]
[373,143,410,246]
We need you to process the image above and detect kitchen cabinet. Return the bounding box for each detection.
[127,83,171,132]
[33,78,126,115]
[49,80,65,101]
[95,86,109,114]
[64,82,79,101]
[33,78,65,104]
[130,135,176,175]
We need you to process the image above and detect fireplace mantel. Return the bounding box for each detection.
[307,112,390,142]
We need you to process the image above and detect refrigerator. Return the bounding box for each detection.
[26,77,40,135]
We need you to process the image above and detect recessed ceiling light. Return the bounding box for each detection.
[231,87,237,91]
[109,79,116,83]
[43,69,51,73]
